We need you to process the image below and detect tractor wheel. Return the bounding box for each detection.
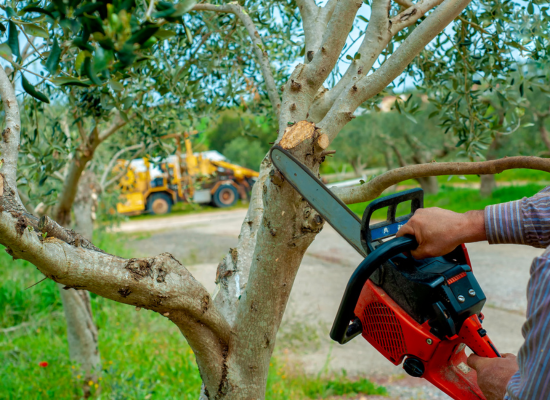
[147,193,172,215]
[212,185,238,208]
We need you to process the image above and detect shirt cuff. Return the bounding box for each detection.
[484,200,525,245]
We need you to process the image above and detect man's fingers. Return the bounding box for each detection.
[467,354,484,370]
[396,223,415,238]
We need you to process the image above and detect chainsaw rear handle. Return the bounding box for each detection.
[330,235,418,344]
[361,188,423,254]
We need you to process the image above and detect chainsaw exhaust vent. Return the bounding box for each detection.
[361,302,407,362]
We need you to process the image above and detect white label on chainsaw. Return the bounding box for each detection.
[457,362,472,374]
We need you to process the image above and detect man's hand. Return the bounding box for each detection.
[467,353,518,400]
[396,208,486,259]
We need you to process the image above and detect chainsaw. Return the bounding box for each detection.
[270,146,501,400]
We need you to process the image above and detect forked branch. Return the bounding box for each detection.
[318,0,473,140]
[309,0,445,122]
[333,156,550,204]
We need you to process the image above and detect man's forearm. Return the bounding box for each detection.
[462,210,487,243]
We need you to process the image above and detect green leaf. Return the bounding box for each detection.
[75,51,86,73]
[23,23,49,38]
[528,2,534,14]
[404,113,417,124]
[21,74,50,103]
[93,48,113,72]
[519,82,524,97]
[74,3,103,17]
[394,100,402,113]
[118,110,129,122]
[184,23,193,44]
[21,6,55,19]
[45,37,61,75]
[82,56,102,85]
[128,26,159,45]
[0,22,6,33]
[8,21,20,60]
[154,29,177,39]
[171,0,198,17]
[6,7,16,19]
[109,79,124,92]
[72,38,94,52]
[51,76,91,87]
[0,43,13,61]
[116,43,137,67]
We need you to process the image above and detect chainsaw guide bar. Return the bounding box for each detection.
[270,145,365,257]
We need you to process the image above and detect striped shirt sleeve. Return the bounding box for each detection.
[485,186,550,248]
[505,248,550,399]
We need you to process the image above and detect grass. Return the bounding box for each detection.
[348,183,546,219]
[0,232,386,400]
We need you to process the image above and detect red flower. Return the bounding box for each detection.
[39,361,48,367]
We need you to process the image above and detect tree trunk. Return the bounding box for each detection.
[350,155,366,176]
[480,174,496,197]
[59,171,102,396]
[57,286,100,396]
[416,176,439,195]
[479,134,502,197]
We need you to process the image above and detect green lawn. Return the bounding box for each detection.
[0,233,385,400]
[347,183,545,220]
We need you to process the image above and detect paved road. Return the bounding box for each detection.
[122,209,541,399]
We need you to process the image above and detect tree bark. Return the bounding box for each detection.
[479,134,501,197]
[480,174,496,197]
[57,286,100,397]
[60,171,102,396]
[417,176,439,195]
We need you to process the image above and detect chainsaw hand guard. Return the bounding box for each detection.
[330,235,418,344]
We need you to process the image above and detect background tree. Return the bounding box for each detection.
[2,0,550,399]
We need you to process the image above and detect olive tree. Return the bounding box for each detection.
[2,0,550,399]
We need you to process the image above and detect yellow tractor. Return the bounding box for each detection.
[115,133,259,215]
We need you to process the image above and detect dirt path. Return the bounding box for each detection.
[121,209,540,399]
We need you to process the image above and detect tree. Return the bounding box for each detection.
[2,1,550,399]
[0,0,215,391]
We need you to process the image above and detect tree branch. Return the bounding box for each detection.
[309,0,445,123]
[100,144,145,189]
[193,3,281,115]
[333,156,550,204]
[278,0,363,137]
[317,0,473,140]
[308,0,393,122]
[0,65,22,205]
[390,0,446,34]
[98,113,128,142]
[0,184,231,393]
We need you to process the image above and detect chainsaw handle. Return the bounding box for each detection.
[330,235,418,344]
[361,188,423,254]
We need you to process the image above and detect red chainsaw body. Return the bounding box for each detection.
[354,245,499,400]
